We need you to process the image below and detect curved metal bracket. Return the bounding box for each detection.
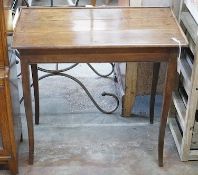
[20,71,119,114]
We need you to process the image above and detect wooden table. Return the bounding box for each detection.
[13,7,188,166]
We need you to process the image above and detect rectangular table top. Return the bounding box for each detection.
[13,7,188,50]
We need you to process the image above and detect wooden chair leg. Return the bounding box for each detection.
[158,55,176,167]
[150,62,160,124]
[31,64,40,125]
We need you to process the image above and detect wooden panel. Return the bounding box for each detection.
[0,67,21,173]
[8,52,21,146]
[13,8,188,49]
[0,80,11,156]
[0,0,21,173]
[0,0,8,66]
[115,62,166,95]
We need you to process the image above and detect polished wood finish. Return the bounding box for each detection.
[13,7,188,166]
[13,8,187,49]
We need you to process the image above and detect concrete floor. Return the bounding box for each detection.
[1,0,198,174]
[0,63,197,175]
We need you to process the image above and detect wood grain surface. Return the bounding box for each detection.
[13,7,188,50]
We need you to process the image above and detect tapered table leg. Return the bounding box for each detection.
[21,59,34,164]
[158,54,177,167]
[31,64,40,125]
[150,62,160,124]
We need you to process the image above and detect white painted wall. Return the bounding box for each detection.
[130,0,172,7]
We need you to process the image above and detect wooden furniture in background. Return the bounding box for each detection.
[13,7,187,166]
[169,0,198,161]
[0,0,22,174]
[114,0,166,121]
[114,0,160,124]
[0,0,9,67]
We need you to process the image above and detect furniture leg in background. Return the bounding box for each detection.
[31,64,40,125]
[122,62,137,117]
[150,62,160,124]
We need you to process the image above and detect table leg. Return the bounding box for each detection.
[21,60,34,164]
[31,64,40,125]
[158,54,177,167]
[150,62,160,124]
[122,62,138,117]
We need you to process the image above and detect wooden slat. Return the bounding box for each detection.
[189,150,198,160]
[172,92,186,131]
[178,56,192,95]
[184,0,198,24]
[181,12,198,43]
[186,32,196,55]
[168,118,183,160]
[180,43,198,160]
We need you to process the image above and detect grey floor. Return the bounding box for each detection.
[2,0,198,174]
[1,63,197,175]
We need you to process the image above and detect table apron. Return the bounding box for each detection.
[19,49,177,64]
